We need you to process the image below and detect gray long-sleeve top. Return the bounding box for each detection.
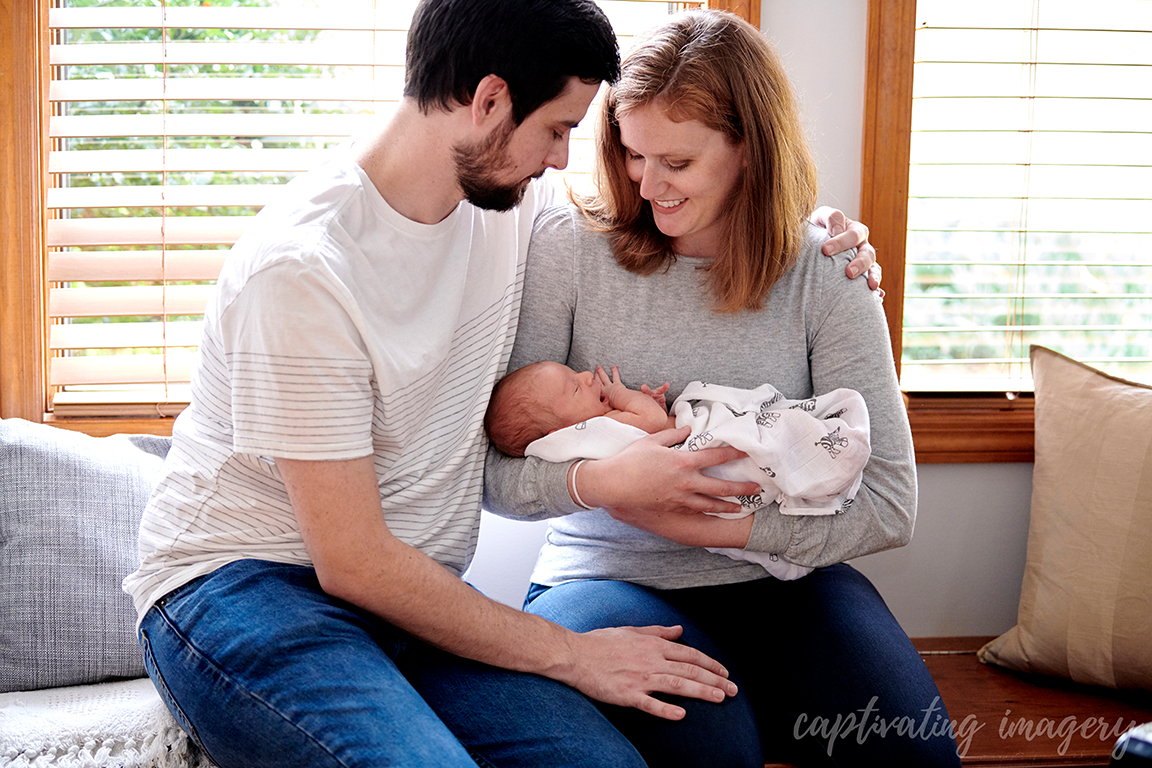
[483,205,916,589]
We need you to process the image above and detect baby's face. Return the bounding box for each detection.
[537,362,611,429]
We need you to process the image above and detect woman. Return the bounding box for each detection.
[485,10,961,767]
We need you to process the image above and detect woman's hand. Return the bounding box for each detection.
[574,427,762,519]
[811,206,884,296]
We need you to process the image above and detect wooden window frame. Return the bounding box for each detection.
[2,2,169,436]
[861,0,1035,464]
[2,2,54,429]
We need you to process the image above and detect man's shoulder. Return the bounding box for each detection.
[213,194,353,313]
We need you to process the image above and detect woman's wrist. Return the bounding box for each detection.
[568,456,614,510]
[567,459,596,510]
[726,514,756,549]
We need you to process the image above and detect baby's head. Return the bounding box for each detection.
[485,361,610,456]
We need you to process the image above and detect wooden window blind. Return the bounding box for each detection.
[44,0,712,420]
[901,0,1152,392]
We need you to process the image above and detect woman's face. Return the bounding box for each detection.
[618,102,746,258]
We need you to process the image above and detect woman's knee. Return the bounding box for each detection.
[526,579,688,632]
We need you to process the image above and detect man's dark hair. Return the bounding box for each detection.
[404,0,620,125]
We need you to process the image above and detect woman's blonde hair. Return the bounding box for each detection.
[576,10,817,313]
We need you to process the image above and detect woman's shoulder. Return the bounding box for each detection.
[793,221,859,285]
[532,200,581,229]
[767,221,872,317]
[532,201,600,237]
[529,202,615,262]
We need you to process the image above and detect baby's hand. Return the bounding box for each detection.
[596,365,628,400]
[640,383,670,411]
[596,367,674,433]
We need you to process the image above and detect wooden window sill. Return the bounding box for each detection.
[43,414,179,438]
[41,395,1037,462]
[906,393,1035,464]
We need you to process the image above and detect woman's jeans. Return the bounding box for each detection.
[526,563,964,768]
[138,559,645,768]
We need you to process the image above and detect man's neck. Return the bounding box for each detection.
[353,99,467,225]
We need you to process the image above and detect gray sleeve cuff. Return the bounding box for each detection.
[483,444,584,521]
[744,505,797,557]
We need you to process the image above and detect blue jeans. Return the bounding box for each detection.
[138,559,645,768]
[526,564,963,767]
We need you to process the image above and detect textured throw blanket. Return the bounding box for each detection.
[0,678,214,768]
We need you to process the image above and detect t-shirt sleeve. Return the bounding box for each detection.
[217,258,376,461]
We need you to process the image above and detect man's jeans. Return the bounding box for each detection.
[138,559,644,768]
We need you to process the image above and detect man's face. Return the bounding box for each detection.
[454,77,601,211]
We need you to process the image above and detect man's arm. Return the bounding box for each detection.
[277,455,737,720]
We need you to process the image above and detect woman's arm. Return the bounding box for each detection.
[484,208,586,521]
[483,207,759,521]
[573,235,914,565]
[757,242,915,565]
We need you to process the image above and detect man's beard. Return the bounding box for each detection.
[453,117,530,212]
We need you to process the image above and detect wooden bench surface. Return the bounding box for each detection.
[913,637,1152,767]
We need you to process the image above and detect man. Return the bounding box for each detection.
[124,1,757,766]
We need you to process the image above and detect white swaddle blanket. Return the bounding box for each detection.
[525,381,871,581]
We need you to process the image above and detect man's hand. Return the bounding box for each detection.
[811,205,883,295]
[576,427,761,517]
[559,625,737,721]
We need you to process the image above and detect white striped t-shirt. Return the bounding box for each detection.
[124,155,552,622]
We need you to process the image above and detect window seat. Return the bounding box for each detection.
[913,636,1152,767]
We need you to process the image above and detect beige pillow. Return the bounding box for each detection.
[978,346,1152,691]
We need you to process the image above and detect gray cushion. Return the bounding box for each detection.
[0,419,170,693]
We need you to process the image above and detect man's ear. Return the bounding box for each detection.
[470,74,514,128]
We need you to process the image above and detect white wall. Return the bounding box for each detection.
[760,0,868,219]
[467,1,1039,639]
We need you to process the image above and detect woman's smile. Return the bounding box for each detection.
[619,102,745,257]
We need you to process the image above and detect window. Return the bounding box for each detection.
[902,0,1152,393]
[3,0,752,437]
[862,0,1151,462]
